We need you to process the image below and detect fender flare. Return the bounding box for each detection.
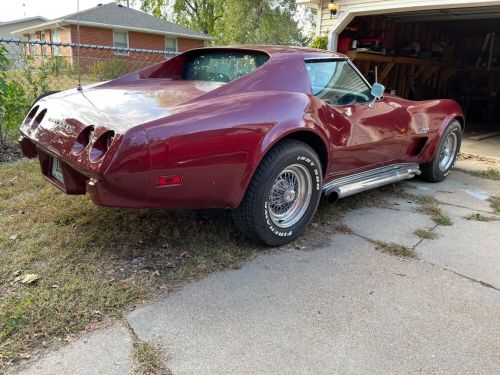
[420,113,464,163]
[236,124,330,207]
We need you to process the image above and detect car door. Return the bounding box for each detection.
[306,59,408,178]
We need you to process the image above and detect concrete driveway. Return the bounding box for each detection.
[17,163,500,375]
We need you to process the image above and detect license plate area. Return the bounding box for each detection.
[51,157,64,184]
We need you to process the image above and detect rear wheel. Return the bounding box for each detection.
[232,139,322,246]
[420,120,462,182]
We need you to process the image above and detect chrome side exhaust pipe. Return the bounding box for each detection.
[323,163,421,203]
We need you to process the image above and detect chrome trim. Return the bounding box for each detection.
[304,57,347,62]
[323,163,421,200]
[346,59,373,90]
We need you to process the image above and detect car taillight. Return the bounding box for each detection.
[32,109,47,130]
[72,126,95,155]
[89,130,115,162]
[25,105,39,124]
[156,175,182,187]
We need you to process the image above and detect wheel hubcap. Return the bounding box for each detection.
[268,164,312,229]
[439,132,458,171]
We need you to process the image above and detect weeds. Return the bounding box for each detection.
[403,193,453,226]
[414,229,437,240]
[471,168,500,181]
[465,213,498,222]
[489,197,500,213]
[132,341,171,375]
[373,241,416,258]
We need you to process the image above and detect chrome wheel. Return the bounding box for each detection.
[268,164,312,229]
[438,132,458,171]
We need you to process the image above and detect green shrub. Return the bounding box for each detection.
[21,55,51,102]
[88,59,128,81]
[0,45,30,144]
[310,35,328,50]
[44,56,71,77]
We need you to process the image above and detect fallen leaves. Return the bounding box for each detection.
[177,251,191,260]
[20,274,41,285]
[13,273,41,285]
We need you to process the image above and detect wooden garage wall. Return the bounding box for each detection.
[345,15,500,101]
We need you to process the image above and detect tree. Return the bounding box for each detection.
[140,0,224,35]
[135,0,308,46]
[216,0,304,46]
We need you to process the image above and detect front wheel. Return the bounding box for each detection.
[232,139,322,246]
[420,120,462,182]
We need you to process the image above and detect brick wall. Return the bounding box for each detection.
[70,25,205,56]
[178,37,205,51]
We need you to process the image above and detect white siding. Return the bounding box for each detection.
[306,0,500,36]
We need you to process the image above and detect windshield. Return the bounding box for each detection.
[182,51,269,83]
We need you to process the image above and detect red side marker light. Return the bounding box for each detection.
[156,175,182,187]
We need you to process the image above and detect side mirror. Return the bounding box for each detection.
[368,83,385,108]
[371,83,385,99]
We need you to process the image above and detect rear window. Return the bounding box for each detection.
[182,51,269,83]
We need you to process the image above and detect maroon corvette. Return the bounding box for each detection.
[19,46,464,245]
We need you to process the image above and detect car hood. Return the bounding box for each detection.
[43,79,225,130]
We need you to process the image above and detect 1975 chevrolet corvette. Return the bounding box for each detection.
[19,46,464,245]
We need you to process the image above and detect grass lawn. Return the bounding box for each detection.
[0,159,262,369]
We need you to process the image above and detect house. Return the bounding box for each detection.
[297,0,500,135]
[11,2,211,64]
[0,16,48,65]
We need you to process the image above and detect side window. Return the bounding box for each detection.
[306,60,373,106]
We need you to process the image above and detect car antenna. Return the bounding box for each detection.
[76,0,82,91]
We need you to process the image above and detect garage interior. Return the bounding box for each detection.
[337,6,500,146]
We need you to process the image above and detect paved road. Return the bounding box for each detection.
[17,165,500,375]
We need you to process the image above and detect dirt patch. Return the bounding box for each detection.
[0,142,23,163]
[458,153,500,164]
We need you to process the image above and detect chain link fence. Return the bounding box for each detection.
[0,38,177,154]
[1,37,177,100]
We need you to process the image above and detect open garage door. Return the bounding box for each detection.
[335,6,500,139]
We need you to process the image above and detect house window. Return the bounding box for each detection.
[29,33,36,55]
[51,29,60,56]
[165,37,177,56]
[113,30,129,55]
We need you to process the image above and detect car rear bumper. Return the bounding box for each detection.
[20,135,90,195]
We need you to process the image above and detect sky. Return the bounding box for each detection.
[1,0,313,35]
[1,0,140,22]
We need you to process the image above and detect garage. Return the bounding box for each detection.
[299,0,500,151]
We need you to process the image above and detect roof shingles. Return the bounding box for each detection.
[61,2,209,39]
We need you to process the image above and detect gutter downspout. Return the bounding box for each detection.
[316,0,324,36]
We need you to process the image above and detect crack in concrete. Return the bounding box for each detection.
[411,224,439,250]
[411,224,500,292]
[438,201,496,214]
[341,222,500,293]
[424,261,500,292]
